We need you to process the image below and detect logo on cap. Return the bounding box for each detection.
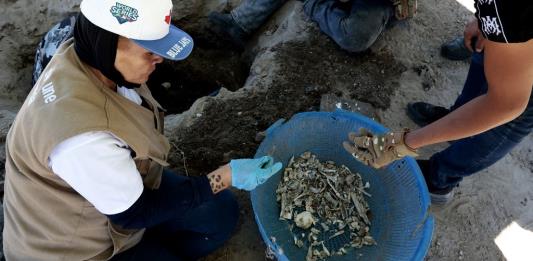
[110,2,139,24]
[166,37,192,59]
[165,11,171,25]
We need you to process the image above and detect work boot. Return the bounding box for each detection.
[406,102,450,127]
[440,36,472,61]
[417,160,455,206]
[208,12,247,50]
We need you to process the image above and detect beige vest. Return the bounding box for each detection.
[3,39,170,260]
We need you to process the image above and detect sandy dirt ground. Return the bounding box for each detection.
[0,0,532,260]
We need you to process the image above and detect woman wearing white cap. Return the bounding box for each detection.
[3,0,282,260]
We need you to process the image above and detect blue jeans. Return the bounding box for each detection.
[427,52,533,189]
[111,171,240,261]
[231,0,393,52]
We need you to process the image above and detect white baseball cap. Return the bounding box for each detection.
[80,0,194,60]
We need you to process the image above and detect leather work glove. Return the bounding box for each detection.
[230,156,283,191]
[390,0,417,20]
[342,128,418,169]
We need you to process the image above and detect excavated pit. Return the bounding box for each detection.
[147,40,251,114]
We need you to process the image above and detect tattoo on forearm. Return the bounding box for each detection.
[208,174,225,194]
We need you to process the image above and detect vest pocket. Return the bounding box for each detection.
[134,159,151,175]
[108,222,144,256]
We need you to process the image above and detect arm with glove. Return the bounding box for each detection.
[108,156,282,229]
[343,128,418,169]
[344,40,532,169]
[207,156,283,193]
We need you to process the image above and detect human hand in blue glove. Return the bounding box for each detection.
[230,156,283,191]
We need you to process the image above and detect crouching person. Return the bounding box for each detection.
[2,0,281,260]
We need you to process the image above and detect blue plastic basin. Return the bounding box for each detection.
[251,110,433,261]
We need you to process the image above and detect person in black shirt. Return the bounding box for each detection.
[344,0,533,205]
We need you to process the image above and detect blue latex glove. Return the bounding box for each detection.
[230,156,283,191]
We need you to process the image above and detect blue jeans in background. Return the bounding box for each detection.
[231,0,286,34]
[427,52,533,189]
[231,0,393,52]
